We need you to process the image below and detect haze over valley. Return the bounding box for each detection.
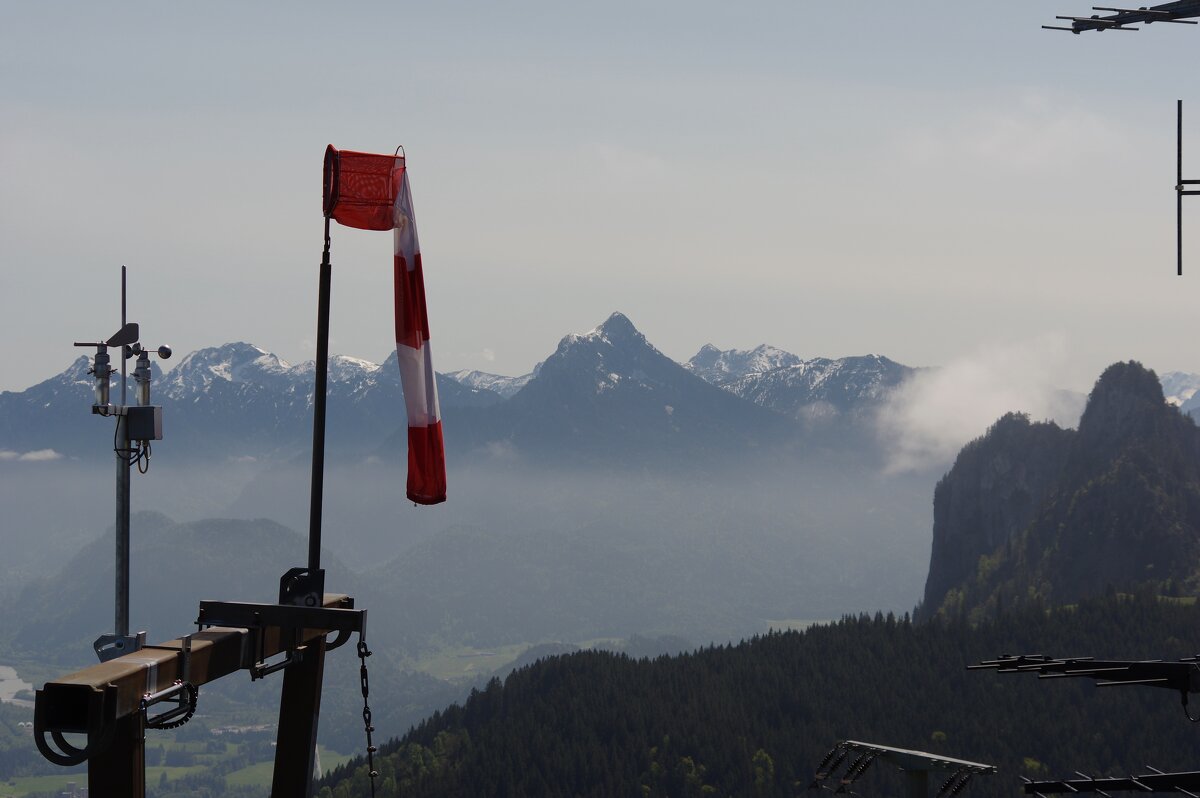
[5,312,1200,794]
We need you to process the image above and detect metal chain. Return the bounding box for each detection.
[358,636,379,797]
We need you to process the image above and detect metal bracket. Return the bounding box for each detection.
[94,631,146,663]
[196,600,363,635]
[279,567,325,607]
[252,647,306,681]
[196,598,365,678]
[33,683,118,766]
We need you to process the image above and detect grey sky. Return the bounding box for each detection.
[2,1,1198,395]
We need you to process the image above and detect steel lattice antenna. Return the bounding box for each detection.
[1043,4,1200,273]
[1043,2,1200,32]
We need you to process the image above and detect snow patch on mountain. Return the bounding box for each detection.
[445,369,533,399]
[1160,371,1200,407]
[688,343,913,420]
[686,344,803,386]
[161,343,295,398]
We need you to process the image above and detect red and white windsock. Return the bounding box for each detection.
[323,145,447,505]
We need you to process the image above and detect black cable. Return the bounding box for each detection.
[1182,691,1200,722]
[113,422,137,464]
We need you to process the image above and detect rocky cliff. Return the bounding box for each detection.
[921,361,1200,621]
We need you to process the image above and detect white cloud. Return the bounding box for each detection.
[16,449,63,462]
[0,451,17,461]
[877,335,1085,474]
[894,91,1130,173]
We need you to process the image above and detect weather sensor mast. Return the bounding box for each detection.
[72,266,172,662]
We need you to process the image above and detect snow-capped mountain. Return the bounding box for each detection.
[685,344,803,386]
[0,343,500,460]
[444,369,534,399]
[687,346,914,421]
[448,312,797,466]
[160,343,298,398]
[28,316,1194,468]
[1160,370,1200,408]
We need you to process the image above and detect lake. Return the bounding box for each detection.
[0,665,33,708]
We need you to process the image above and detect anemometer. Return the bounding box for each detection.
[72,267,172,661]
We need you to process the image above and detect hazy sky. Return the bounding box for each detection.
[3,1,1199,395]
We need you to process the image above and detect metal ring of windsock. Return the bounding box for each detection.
[323,145,447,504]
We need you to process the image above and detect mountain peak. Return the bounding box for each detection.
[1090,360,1165,403]
[556,312,651,357]
[596,311,638,337]
[160,342,294,397]
[576,311,645,347]
[1077,361,1171,440]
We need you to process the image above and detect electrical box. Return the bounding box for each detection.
[125,406,163,441]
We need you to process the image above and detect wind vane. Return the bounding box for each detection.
[1043,1,1200,32]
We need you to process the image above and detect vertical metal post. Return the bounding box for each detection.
[115,414,130,638]
[271,637,328,798]
[117,266,131,638]
[1179,99,1184,276]
[89,711,145,798]
[121,266,128,404]
[905,770,929,798]
[308,217,332,574]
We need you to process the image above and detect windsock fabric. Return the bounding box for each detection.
[324,145,447,504]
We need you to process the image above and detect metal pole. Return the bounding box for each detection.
[115,415,130,638]
[1180,100,1184,276]
[116,266,130,639]
[906,770,929,798]
[308,217,332,573]
[271,636,328,798]
[121,267,128,404]
[88,712,145,798]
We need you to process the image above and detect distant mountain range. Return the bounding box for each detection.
[8,314,1200,652]
[0,313,945,656]
[0,312,921,466]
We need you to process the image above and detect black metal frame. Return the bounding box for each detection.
[1044,1,1200,32]
[1024,768,1200,796]
[1179,101,1200,275]
[969,653,1200,719]
[809,740,996,798]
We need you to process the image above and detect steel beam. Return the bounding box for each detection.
[34,593,357,771]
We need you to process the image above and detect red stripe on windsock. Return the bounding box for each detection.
[407,421,447,505]
[394,253,430,349]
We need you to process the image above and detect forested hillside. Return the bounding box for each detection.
[922,361,1200,621]
[319,594,1200,798]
